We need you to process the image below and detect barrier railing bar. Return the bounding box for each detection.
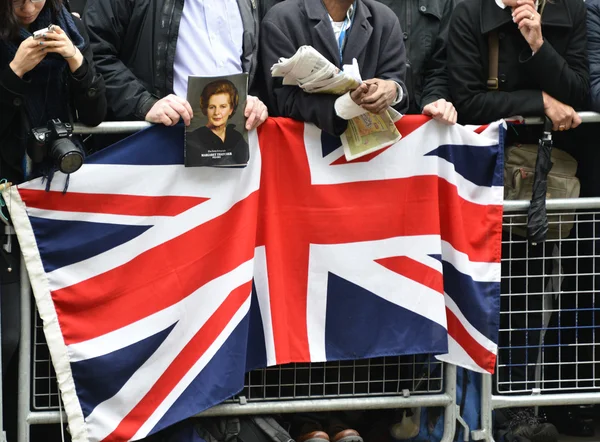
[73,121,152,135]
[523,111,600,125]
[73,111,600,135]
[492,392,600,409]
[504,197,600,212]
[26,392,454,424]
[17,257,31,442]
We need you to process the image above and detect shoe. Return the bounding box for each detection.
[297,431,330,442]
[328,419,363,442]
[330,429,362,442]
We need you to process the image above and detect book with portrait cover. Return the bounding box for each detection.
[185,73,249,167]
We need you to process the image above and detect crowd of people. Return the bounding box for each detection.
[2,0,600,440]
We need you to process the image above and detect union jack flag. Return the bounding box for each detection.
[5,116,503,442]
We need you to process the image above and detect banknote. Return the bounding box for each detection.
[341,110,402,161]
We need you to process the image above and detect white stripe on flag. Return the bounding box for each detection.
[441,241,501,283]
[444,294,498,355]
[133,296,252,440]
[306,235,448,362]
[253,246,278,366]
[83,259,254,441]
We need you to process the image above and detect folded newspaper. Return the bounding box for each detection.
[271,45,402,160]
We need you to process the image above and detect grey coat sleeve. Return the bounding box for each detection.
[260,19,349,136]
[373,17,409,114]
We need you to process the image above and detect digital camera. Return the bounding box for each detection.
[28,119,84,174]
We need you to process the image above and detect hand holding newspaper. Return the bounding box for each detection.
[271,45,402,160]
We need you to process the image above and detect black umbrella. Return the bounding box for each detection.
[527,117,554,245]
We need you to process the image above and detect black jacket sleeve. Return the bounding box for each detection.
[260,19,348,136]
[587,0,600,112]
[420,0,454,109]
[519,0,589,109]
[83,0,158,120]
[0,66,28,142]
[448,1,544,124]
[70,17,107,127]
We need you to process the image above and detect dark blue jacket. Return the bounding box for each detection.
[587,0,600,111]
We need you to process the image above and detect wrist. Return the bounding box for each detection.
[531,38,544,53]
[542,91,550,109]
[9,61,24,78]
[67,49,83,72]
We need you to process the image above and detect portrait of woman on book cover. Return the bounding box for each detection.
[185,78,249,167]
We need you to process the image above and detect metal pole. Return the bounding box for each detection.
[440,363,458,442]
[17,256,31,442]
[523,111,600,125]
[472,374,495,442]
[72,121,152,135]
[503,197,600,212]
[0,263,5,442]
[492,392,600,409]
[33,392,455,425]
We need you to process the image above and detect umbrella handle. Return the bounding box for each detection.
[542,117,552,140]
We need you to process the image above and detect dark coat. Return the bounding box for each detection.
[185,125,249,166]
[0,17,106,184]
[587,0,600,112]
[447,0,589,125]
[261,0,409,136]
[84,0,259,121]
[377,0,455,113]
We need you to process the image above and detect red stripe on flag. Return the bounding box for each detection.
[19,189,208,217]
[446,307,496,373]
[396,115,432,137]
[438,180,503,264]
[103,281,252,442]
[54,192,259,345]
[257,118,500,365]
[376,256,444,294]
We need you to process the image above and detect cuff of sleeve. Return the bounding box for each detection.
[136,94,160,120]
[70,59,90,82]
[391,81,404,106]
[0,66,29,97]
[520,40,552,66]
[334,92,367,120]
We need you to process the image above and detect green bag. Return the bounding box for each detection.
[504,144,580,239]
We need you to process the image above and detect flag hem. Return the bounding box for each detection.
[4,186,88,442]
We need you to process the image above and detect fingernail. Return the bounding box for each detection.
[39,41,44,45]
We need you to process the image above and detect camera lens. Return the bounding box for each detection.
[51,138,84,174]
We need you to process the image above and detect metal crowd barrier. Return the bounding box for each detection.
[17,122,461,442]
[19,272,460,442]
[16,116,600,442]
[473,198,600,441]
